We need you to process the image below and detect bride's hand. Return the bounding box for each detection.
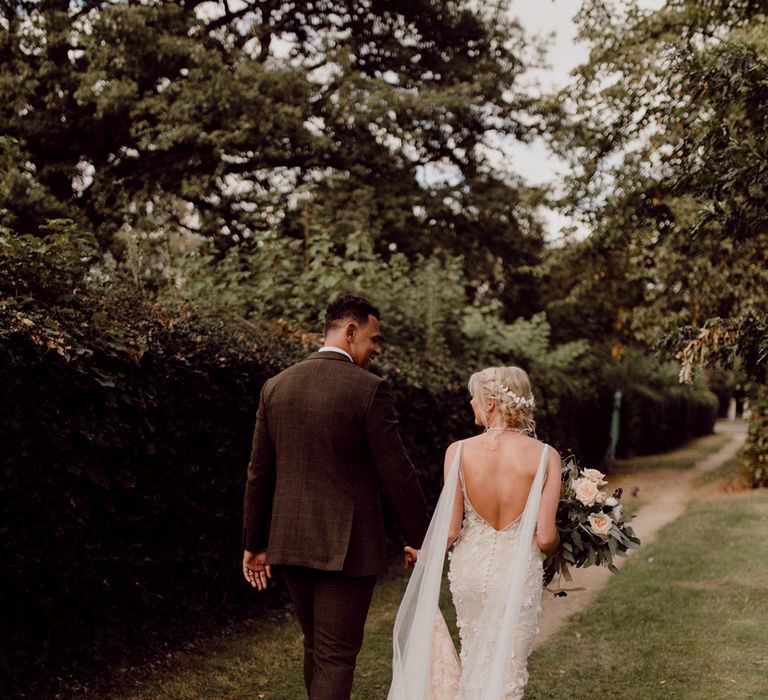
[403,546,420,568]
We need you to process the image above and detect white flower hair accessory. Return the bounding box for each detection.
[495,383,535,408]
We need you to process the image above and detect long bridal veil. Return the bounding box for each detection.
[389,442,549,700]
[388,442,464,700]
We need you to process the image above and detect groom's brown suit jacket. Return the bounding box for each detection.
[243,351,429,576]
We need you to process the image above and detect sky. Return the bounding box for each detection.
[506,0,588,187]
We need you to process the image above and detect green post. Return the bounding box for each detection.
[606,390,622,459]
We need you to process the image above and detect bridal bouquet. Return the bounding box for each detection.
[543,457,641,588]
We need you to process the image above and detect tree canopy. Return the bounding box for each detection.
[1,0,549,312]
[543,0,767,382]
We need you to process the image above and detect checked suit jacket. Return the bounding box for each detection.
[242,351,429,576]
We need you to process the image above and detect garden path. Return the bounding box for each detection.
[535,420,748,647]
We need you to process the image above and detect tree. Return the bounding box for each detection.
[543,0,767,481]
[0,0,547,312]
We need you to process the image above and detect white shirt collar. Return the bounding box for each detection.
[318,346,354,363]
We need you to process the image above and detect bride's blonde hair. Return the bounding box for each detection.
[468,366,536,436]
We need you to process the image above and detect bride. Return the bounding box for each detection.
[389,366,561,700]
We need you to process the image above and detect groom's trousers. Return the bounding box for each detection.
[281,566,377,700]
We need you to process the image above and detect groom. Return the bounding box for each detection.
[242,294,429,700]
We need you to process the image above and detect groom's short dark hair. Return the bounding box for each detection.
[324,295,380,335]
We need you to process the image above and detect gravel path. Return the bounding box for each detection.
[534,422,748,647]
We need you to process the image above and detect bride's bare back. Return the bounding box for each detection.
[460,432,546,530]
[444,431,560,553]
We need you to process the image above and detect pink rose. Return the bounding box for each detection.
[588,513,613,539]
[583,468,607,485]
[573,477,599,506]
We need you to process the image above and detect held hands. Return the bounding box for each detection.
[403,546,420,569]
[243,549,271,590]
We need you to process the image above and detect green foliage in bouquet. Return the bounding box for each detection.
[543,457,641,587]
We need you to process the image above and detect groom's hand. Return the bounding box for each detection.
[403,546,419,569]
[243,549,271,590]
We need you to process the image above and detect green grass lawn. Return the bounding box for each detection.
[606,432,731,474]
[120,488,768,700]
[526,490,768,700]
[118,567,453,699]
[697,455,744,485]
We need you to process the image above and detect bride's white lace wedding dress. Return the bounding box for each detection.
[390,441,549,700]
[445,456,545,698]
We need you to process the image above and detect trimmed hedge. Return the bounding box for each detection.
[1,313,287,695]
[615,383,717,458]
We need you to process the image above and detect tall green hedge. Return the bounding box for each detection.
[615,384,718,458]
[0,313,277,694]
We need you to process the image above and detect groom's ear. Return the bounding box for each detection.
[344,321,358,341]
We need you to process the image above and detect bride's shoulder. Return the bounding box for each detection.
[444,438,465,456]
[453,434,486,450]
[520,435,560,458]
[529,437,560,456]
[443,435,483,460]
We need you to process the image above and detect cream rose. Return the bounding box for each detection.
[588,513,613,539]
[597,490,608,505]
[582,468,607,485]
[573,477,599,506]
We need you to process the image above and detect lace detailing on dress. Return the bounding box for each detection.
[448,515,543,698]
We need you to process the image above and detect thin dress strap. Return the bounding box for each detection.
[538,443,549,481]
[457,442,470,509]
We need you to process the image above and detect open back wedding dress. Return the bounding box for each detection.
[389,441,548,700]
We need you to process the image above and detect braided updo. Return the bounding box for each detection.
[468,366,536,436]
